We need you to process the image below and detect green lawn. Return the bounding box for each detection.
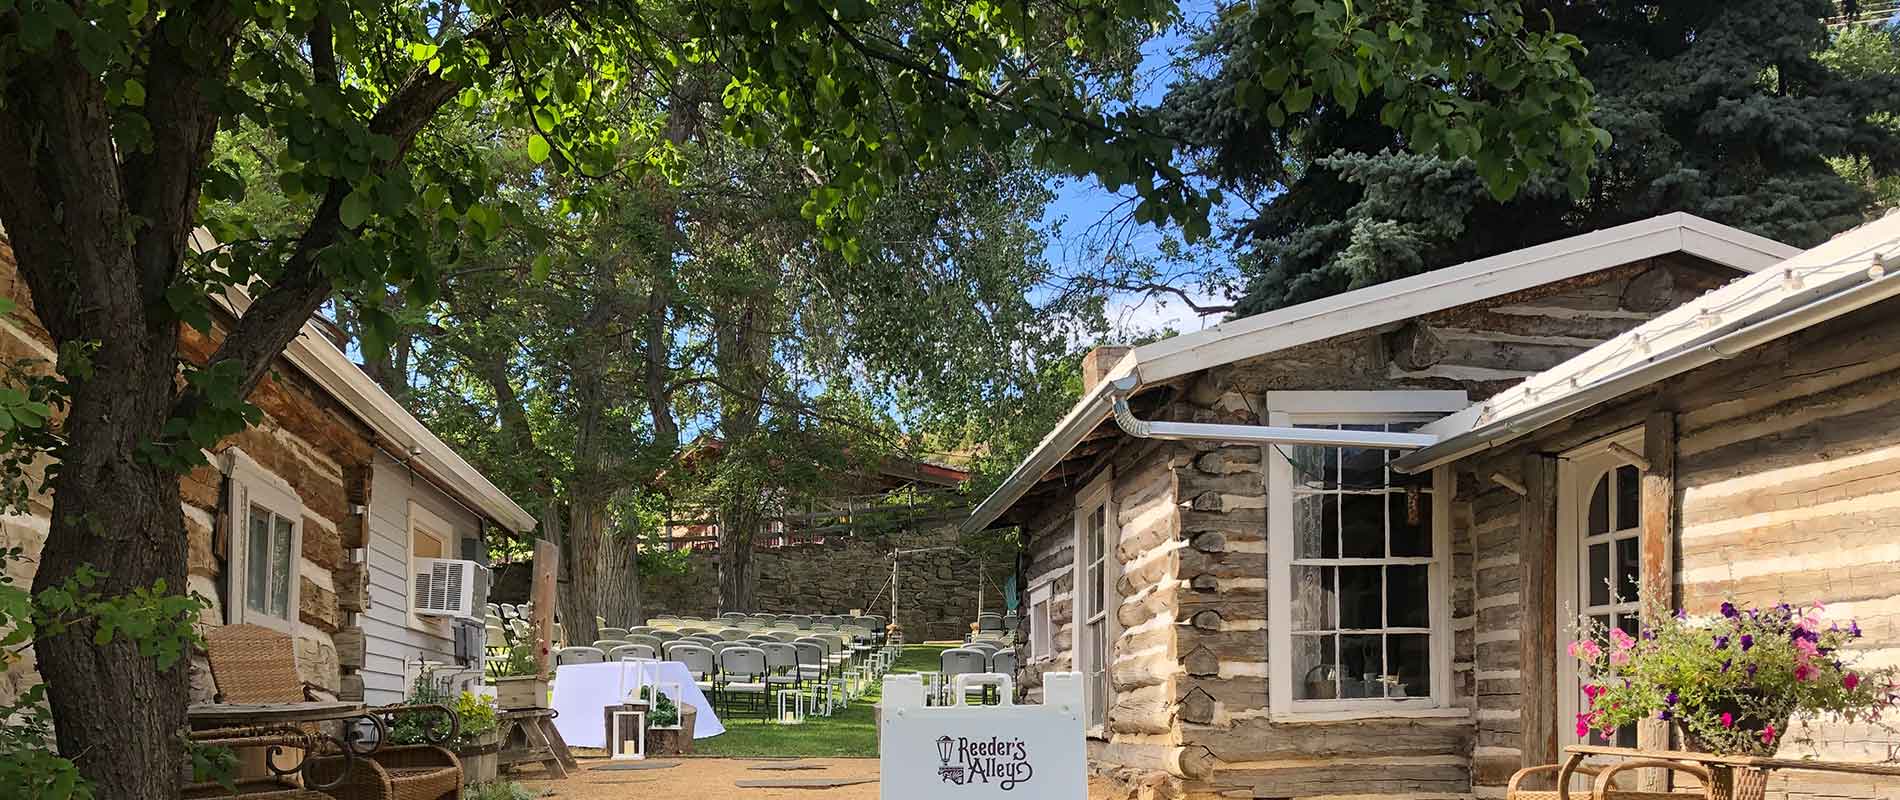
[692,644,950,758]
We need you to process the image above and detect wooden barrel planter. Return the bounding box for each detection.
[457,730,502,784]
[647,705,697,756]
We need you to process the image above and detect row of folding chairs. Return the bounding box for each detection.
[553,634,874,720]
[936,645,1019,704]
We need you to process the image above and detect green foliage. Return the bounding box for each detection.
[462,781,535,800]
[390,674,498,749]
[488,627,541,678]
[637,685,679,728]
[0,685,90,800]
[1198,0,1900,315]
[1572,600,1900,756]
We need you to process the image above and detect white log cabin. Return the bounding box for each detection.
[964,212,1900,799]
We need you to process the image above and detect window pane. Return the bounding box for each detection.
[1339,566,1381,629]
[1088,563,1104,619]
[1615,614,1640,639]
[1288,443,1335,488]
[1293,493,1330,559]
[1388,633,1431,698]
[1588,475,1610,535]
[1588,543,1610,607]
[1340,493,1384,558]
[1340,440,1385,488]
[1291,566,1334,631]
[1292,634,1337,700]
[271,514,294,617]
[246,506,271,613]
[1339,634,1383,696]
[1615,465,1640,531]
[1389,491,1431,557]
[1616,536,1640,603]
[1387,565,1430,628]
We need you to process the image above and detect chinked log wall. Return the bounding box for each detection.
[0,240,374,707]
[1019,256,1740,800]
[1459,301,1900,800]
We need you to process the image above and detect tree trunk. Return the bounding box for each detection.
[33,335,190,798]
[596,521,641,628]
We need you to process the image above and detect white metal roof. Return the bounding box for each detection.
[1393,211,1900,473]
[962,213,1796,534]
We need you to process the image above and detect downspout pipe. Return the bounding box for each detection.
[1390,265,1900,474]
[1103,375,1440,450]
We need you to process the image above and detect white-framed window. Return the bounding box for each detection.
[1266,391,1466,719]
[223,449,303,634]
[1073,471,1116,733]
[1027,579,1054,661]
[1557,428,1646,749]
[408,501,452,627]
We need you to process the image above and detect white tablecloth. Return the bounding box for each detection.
[551,661,725,748]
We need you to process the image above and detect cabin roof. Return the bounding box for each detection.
[963,213,1797,534]
[1394,210,1900,473]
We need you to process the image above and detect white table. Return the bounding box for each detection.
[551,660,725,748]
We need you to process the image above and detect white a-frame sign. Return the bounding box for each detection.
[879,672,1087,800]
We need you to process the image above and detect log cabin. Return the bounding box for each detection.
[962,213,1813,799]
[0,234,535,712]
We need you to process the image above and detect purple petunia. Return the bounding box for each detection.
[1665,690,1678,706]
[1715,635,1730,649]
[1851,621,1864,639]
[1721,658,1733,673]
[1721,601,1739,618]
[1740,634,1754,651]
[1746,663,1759,678]
[1659,709,1673,721]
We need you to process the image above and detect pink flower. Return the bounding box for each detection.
[1795,637,1819,658]
[1761,724,1777,745]
[1610,649,1631,667]
[1610,628,1636,651]
[1582,684,1604,701]
[1721,712,1735,728]
[1576,714,1592,737]
[1845,672,1861,691]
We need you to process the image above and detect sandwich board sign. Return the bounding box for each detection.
[879,671,1087,800]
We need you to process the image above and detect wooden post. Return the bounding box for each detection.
[533,538,558,679]
[1637,411,1679,788]
[1519,453,1560,770]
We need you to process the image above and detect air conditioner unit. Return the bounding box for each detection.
[413,558,481,618]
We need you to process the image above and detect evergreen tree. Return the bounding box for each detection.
[1173,1,1900,315]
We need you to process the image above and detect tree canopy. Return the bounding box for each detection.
[1166,0,1900,315]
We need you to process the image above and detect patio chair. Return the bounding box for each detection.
[759,642,803,705]
[788,615,814,629]
[500,603,519,619]
[676,627,708,636]
[717,646,771,720]
[719,612,748,623]
[203,624,460,800]
[626,626,655,636]
[1002,613,1019,634]
[975,612,1004,633]
[1506,759,1710,800]
[665,643,720,697]
[599,627,629,640]
[963,640,999,657]
[811,623,838,633]
[768,630,801,643]
[628,634,665,652]
[554,646,607,666]
[716,628,749,641]
[989,651,1018,677]
[650,629,681,643]
[591,638,632,651]
[607,644,658,661]
[939,647,992,704]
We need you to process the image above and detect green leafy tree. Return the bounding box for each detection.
[0,0,1601,793]
[1186,0,1900,315]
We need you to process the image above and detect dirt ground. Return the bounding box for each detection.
[512,757,1115,799]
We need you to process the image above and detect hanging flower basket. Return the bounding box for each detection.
[1571,600,1898,756]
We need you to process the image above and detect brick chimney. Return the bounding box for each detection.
[1081,344,1133,393]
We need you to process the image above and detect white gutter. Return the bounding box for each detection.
[1104,376,1439,450]
[1390,268,1900,474]
[959,355,1132,534]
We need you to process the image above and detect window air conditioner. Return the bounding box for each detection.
[412,557,481,617]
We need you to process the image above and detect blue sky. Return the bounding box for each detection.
[1035,0,1242,341]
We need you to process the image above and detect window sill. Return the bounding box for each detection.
[1269,705,1470,724]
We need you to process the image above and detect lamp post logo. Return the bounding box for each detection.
[932,734,1034,790]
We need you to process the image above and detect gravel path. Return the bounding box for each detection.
[514,757,883,800]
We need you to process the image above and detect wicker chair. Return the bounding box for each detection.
[203,624,462,800]
[1508,757,1712,800]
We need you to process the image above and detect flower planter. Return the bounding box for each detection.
[492,676,549,709]
[456,730,501,784]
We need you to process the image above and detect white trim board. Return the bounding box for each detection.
[963,213,1791,534]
